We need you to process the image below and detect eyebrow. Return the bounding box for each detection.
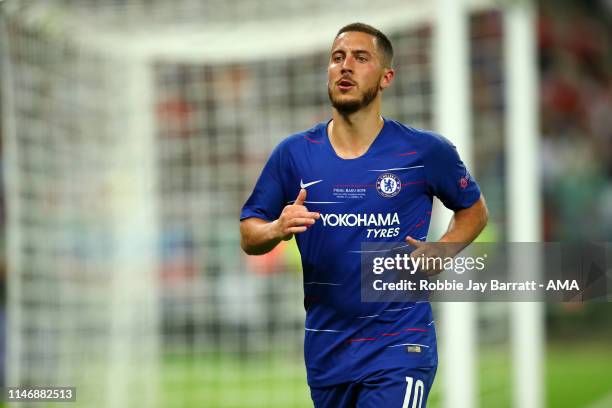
[331,49,373,56]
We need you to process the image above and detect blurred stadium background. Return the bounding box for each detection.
[0,0,611,407]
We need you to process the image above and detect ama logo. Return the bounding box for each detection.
[376,173,401,198]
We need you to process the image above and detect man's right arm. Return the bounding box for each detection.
[240,188,320,255]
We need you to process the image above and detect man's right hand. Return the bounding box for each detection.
[273,188,320,240]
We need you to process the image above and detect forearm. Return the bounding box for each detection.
[438,195,489,255]
[240,218,283,255]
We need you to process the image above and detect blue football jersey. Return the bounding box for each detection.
[241,118,481,387]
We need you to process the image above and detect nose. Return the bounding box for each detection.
[341,55,354,74]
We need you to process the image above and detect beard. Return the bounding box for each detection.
[328,79,380,116]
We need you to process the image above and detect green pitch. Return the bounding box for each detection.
[160,343,612,408]
[0,343,607,407]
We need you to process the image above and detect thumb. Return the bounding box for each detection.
[405,235,424,248]
[295,188,307,205]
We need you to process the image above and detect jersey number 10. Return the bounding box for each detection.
[402,376,425,408]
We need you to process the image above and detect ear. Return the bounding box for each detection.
[379,68,395,91]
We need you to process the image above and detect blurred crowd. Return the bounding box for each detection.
[539,0,612,241]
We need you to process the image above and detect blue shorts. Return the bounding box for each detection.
[310,366,437,408]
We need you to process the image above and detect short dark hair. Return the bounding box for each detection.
[335,22,394,68]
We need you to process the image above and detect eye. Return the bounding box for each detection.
[357,56,368,63]
[333,55,343,62]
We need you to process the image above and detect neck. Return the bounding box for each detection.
[328,99,384,159]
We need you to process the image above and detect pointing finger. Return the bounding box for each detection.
[405,235,424,248]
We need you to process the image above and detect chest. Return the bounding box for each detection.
[287,156,428,212]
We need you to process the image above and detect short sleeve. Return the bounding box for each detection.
[423,134,481,211]
[240,143,287,222]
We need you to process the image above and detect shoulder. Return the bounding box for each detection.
[264,122,326,171]
[385,119,451,149]
[387,119,455,160]
[275,121,327,151]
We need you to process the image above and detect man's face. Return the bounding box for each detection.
[327,31,391,115]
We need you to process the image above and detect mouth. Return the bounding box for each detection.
[336,78,356,91]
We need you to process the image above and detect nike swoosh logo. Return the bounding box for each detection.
[300,179,323,189]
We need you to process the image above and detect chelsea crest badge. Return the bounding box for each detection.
[376,173,402,198]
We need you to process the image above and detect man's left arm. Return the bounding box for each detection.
[438,194,488,248]
[406,194,489,274]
